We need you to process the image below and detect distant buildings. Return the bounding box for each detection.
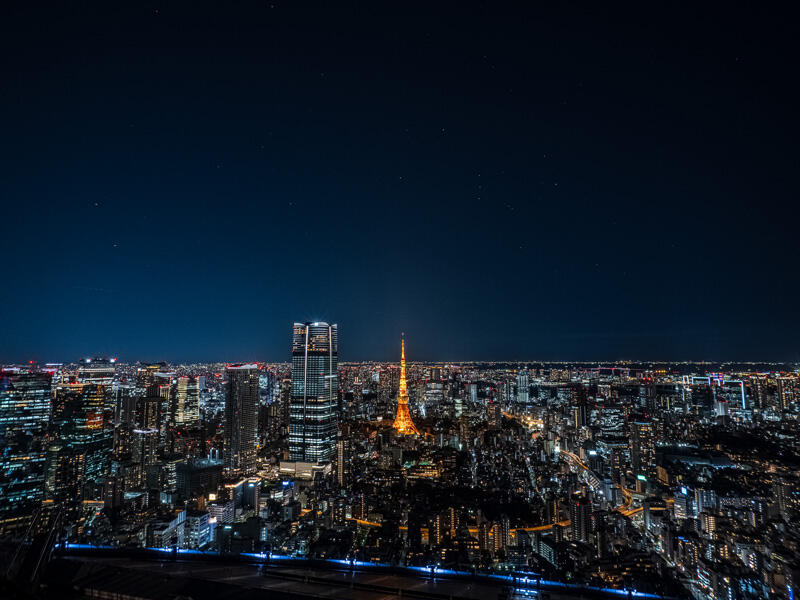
[289,322,338,463]
[224,363,259,474]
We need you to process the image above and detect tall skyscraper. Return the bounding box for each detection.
[224,364,259,474]
[777,376,795,411]
[49,382,112,497]
[393,336,419,435]
[516,369,529,404]
[175,375,199,425]
[630,421,655,477]
[289,322,338,463]
[0,370,52,532]
[336,433,351,487]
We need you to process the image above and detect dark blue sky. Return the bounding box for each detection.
[1,3,797,363]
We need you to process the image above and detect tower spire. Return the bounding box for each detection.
[393,335,419,435]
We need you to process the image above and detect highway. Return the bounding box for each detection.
[559,450,674,518]
[558,450,636,515]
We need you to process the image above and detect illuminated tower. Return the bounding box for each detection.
[393,336,419,435]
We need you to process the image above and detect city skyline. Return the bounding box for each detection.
[3,345,796,599]
[2,3,800,600]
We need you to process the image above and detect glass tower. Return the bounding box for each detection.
[289,322,338,463]
[47,382,113,505]
[0,370,52,532]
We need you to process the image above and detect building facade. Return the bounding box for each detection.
[0,370,52,532]
[289,322,338,462]
[224,364,259,474]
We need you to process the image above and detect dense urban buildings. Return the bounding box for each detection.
[2,340,800,600]
[3,0,797,598]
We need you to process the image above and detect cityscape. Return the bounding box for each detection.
[1,326,798,599]
[2,2,798,600]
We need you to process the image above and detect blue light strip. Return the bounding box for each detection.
[59,544,663,598]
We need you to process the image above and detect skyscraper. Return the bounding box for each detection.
[289,322,338,463]
[336,433,351,487]
[777,376,795,411]
[516,369,529,404]
[0,370,52,532]
[393,336,419,435]
[175,375,199,425]
[630,421,655,478]
[224,364,259,474]
[49,382,112,497]
[570,493,593,543]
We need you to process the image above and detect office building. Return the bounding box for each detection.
[516,370,529,404]
[224,364,259,474]
[0,370,52,531]
[630,421,655,478]
[570,493,593,543]
[175,375,200,425]
[49,382,112,494]
[289,322,338,462]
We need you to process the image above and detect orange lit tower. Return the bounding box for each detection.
[392,335,419,435]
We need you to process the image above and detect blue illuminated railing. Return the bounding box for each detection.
[59,543,665,598]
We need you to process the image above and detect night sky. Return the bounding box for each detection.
[1,3,797,363]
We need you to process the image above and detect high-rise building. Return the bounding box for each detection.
[131,427,159,484]
[630,421,655,477]
[392,336,419,435]
[777,376,795,411]
[336,425,352,487]
[267,378,291,441]
[573,403,588,428]
[570,493,593,543]
[112,383,136,458]
[224,364,259,474]
[468,383,478,404]
[0,370,52,532]
[516,370,529,404]
[49,382,112,494]
[487,399,501,429]
[424,380,444,415]
[289,322,338,462]
[175,376,199,425]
